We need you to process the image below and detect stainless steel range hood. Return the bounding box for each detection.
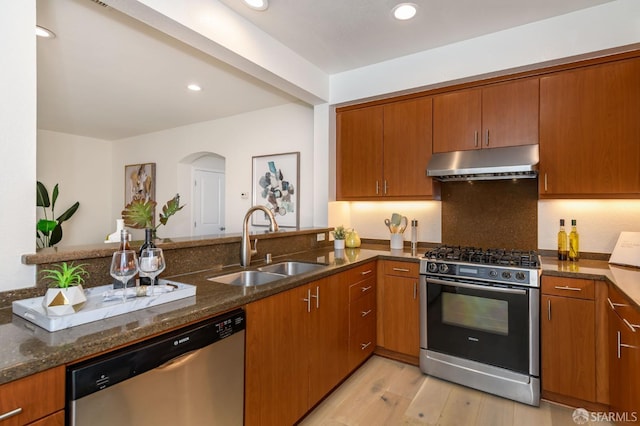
[426,144,539,181]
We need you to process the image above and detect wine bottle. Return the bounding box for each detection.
[114,229,136,288]
[139,228,156,286]
[557,219,568,261]
[569,219,579,262]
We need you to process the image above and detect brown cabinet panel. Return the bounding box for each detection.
[540,57,640,197]
[382,260,419,277]
[380,274,420,357]
[482,78,539,148]
[0,366,64,426]
[348,317,376,369]
[433,88,482,153]
[336,105,384,198]
[542,275,594,300]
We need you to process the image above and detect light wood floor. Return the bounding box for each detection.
[301,355,612,426]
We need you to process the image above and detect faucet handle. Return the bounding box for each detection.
[251,238,258,256]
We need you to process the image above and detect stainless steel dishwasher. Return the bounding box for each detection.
[66,309,245,426]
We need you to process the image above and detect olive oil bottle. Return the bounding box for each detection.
[557,219,568,261]
[569,219,579,261]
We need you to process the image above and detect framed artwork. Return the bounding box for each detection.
[252,152,300,227]
[125,162,156,206]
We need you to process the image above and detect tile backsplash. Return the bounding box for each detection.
[441,179,538,250]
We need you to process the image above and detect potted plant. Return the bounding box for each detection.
[121,193,185,239]
[332,225,346,250]
[40,262,89,316]
[36,181,80,248]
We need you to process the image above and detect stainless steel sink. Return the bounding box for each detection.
[208,270,286,286]
[258,261,327,276]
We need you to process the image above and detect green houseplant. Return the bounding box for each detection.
[36,181,80,248]
[121,193,185,237]
[40,262,89,316]
[332,225,346,250]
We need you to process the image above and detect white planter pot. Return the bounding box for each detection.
[334,239,345,250]
[42,285,87,316]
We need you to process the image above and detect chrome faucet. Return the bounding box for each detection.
[241,205,279,267]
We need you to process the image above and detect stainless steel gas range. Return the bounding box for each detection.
[419,246,541,406]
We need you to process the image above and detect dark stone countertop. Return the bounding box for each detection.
[1,246,638,386]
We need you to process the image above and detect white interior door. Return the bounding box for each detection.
[193,169,225,235]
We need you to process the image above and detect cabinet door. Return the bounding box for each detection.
[380,274,420,357]
[541,295,596,402]
[336,106,384,198]
[308,276,349,405]
[383,97,434,197]
[482,78,539,149]
[245,286,309,426]
[433,88,482,153]
[539,58,640,197]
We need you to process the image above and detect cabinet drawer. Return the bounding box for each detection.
[383,260,419,277]
[349,318,376,368]
[608,283,640,326]
[345,262,376,285]
[349,276,376,303]
[0,366,64,426]
[350,291,376,331]
[542,276,594,300]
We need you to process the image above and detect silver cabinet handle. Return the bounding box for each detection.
[392,267,410,272]
[361,269,373,276]
[384,180,388,194]
[360,285,372,293]
[0,407,22,421]
[544,173,548,192]
[413,282,417,300]
[607,297,628,311]
[554,285,582,292]
[310,286,319,309]
[360,341,372,350]
[623,318,640,333]
[474,130,479,147]
[547,299,551,321]
[375,180,379,194]
[361,309,372,317]
[617,330,622,359]
[485,129,490,146]
[303,288,311,313]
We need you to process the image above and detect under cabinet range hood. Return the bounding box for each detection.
[426,144,539,181]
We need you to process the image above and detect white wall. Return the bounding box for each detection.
[0,0,37,291]
[37,130,113,247]
[112,102,314,239]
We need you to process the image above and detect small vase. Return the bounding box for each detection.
[345,230,361,248]
[42,285,87,316]
[334,239,345,250]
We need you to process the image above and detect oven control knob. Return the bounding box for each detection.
[438,263,449,274]
[489,270,498,278]
[501,271,512,280]
[515,272,526,281]
[427,262,439,273]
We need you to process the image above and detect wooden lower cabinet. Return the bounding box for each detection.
[540,276,608,408]
[377,260,420,363]
[346,262,377,371]
[245,275,348,425]
[0,366,64,426]
[607,283,640,425]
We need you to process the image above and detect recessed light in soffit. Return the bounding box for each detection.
[392,3,418,20]
[36,25,56,38]
[243,0,269,11]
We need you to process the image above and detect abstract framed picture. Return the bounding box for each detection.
[125,162,156,206]
[252,152,300,227]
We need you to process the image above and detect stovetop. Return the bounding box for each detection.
[423,245,541,268]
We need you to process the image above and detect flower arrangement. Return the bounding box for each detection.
[332,225,346,240]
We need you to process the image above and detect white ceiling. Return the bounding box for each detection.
[36,0,614,140]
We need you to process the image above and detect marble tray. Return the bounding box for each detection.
[12,280,196,332]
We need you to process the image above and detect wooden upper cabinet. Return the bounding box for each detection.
[539,57,640,198]
[336,105,384,198]
[383,97,433,197]
[433,78,539,153]
[336,97,433,200]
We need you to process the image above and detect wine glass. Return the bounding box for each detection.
[110,250,139,302]
[138,248,166,296]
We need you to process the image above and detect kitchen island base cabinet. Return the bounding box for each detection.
[244,276,348,426]
[607,283,640,425]
[0,366,64,426]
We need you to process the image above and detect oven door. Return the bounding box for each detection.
[425,276,533,375]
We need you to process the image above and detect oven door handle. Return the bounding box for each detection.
[425,277,528,295]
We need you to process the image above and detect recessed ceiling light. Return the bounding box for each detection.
[187,84,202,91]
[243,0,268,11]
[392,3,417,21]
[36,25,56,38]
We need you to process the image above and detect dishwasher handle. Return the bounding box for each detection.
[68,309,245,401]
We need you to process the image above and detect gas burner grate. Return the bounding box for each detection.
[424,246,540,268]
